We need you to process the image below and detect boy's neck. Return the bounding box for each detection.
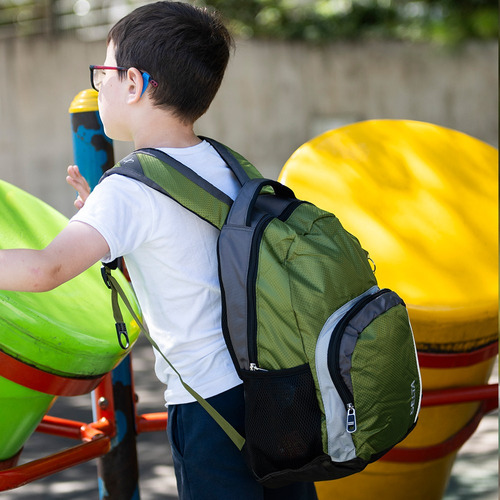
[134,130,201,150]
[131,107,201,150]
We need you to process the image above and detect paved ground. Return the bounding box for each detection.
[1,335,498,499]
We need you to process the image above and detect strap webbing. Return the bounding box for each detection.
[103,266,246,451]
[100,138,264,231]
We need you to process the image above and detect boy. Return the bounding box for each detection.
[1,2,317,499]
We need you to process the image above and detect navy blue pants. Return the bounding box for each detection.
[167,385,318,500]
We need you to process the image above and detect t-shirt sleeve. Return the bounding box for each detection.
[70,175,155,263]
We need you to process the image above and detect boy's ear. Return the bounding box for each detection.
[126,68,144,104]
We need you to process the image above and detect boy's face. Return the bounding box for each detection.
[97,42,131,142]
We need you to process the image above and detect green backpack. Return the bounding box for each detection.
[101,137,422,487]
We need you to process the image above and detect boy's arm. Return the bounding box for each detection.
[0,221,109,292]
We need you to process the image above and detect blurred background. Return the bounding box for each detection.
[0,0,497,217]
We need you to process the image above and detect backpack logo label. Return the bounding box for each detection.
[410,379,417,416]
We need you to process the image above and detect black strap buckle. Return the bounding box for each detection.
[116,322,130,350]
[101,265,112,289]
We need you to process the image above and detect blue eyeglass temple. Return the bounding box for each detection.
[141,72,152,97]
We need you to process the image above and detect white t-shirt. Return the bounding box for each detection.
[71,140,243,404]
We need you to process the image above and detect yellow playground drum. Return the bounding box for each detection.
[279,120,498,500]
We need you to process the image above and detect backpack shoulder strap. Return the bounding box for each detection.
[200,136,263,185]
[100,139,262,231]
[101,266,246,451]
[97,140,255,449]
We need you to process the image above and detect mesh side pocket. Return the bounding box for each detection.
[241,364,323,480]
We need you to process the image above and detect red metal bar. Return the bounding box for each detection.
[136,412,168,434]
[381,382,498,463]
[81,418,114,442]
[0,349,105,396]
[36,415,86,440]
[0,372,118,491]
[418,341,498,369]
[381,401,490,463]
[0,436,111,491]
[421,383,498,407]
[3,355,497,491]
[35,374,118,442]
[92,372,116,427]
[132,385,496,433]
[96,354,140,498]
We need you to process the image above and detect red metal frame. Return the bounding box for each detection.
[418,342,498,369]
[0,344,497,492]
[0,349,105,397]
[0,372,116,491]
[381,399,494,463]
[379,343,499,463]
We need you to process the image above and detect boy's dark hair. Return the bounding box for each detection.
[108,1,233,123]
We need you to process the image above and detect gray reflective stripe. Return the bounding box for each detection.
[408,315,422,423]
[338,324,357,395]
[315,285,379,461]
[348,291,404,334]
[218,224,255,370]
[338,290,403,398]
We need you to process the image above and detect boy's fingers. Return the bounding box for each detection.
[66,175,82,191]
[66,174,80,186]
[67,165,85,183]
[66,165,91,209]
[67,165,79,177]
[74,196,84,210]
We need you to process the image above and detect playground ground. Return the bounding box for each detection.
[2,334,498,500]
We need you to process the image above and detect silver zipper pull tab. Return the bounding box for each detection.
[346,403,357,433]
[249,363,268,372]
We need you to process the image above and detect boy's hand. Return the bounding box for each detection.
[66,165,91,209]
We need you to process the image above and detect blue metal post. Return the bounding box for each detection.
[69,89,140,500]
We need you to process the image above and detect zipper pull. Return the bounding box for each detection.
[249,363,268,372]
[346,403,357,433]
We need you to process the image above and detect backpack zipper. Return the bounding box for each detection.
[277,199,304,222]
[327,288,390,433]
[249,363,268,372]
[218,243,239,371]
[247,214,273,367]
[246,200,302,369]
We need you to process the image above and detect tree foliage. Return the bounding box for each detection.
[202,0,498,43]
[0,0,497,43]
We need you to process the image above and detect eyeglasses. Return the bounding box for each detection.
[89,65,158,96]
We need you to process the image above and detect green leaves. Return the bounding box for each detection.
[201,0,498,44]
